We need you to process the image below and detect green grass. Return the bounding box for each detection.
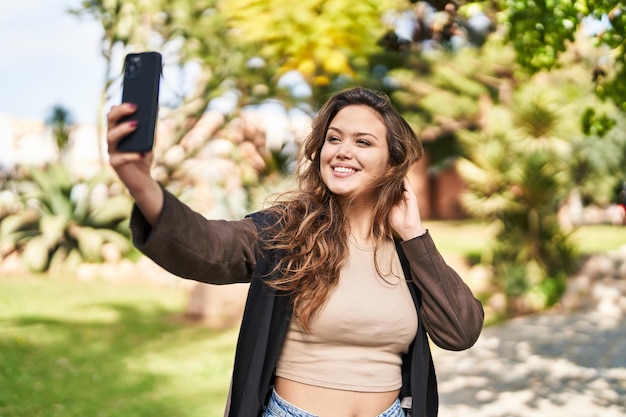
[0,275,237,417]
[424,220,626,256]
[423,220,494,257]
[1,221,623,417]
[571,224,626,254]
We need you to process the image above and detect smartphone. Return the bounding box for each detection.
[117,51,162,152]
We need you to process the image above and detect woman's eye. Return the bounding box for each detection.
[357,138,371,146]
[326,136,340,142]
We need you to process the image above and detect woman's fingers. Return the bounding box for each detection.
[107,103,135,130]
[106,121,137,150]
[106,104,138,152]
[403,176,415,196]
[107,103,136,125]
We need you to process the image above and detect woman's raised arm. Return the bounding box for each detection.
[106,103,163,225]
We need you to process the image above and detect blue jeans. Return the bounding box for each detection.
[262,388,406,417]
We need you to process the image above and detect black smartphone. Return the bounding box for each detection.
[117,51,162,152]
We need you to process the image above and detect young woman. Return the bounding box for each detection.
[106,86,484,417]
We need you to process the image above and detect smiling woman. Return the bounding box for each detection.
[105,86,484,417]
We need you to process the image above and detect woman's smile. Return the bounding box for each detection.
[332,165,359,175]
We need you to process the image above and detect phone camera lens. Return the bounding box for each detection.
[125,55,142,78]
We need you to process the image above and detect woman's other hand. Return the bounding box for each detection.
[390,176,426,241]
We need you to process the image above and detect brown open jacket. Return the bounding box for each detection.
[130,189,485,417]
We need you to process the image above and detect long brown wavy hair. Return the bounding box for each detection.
[263,87,424,331]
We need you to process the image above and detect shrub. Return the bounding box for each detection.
[0,164,133,272]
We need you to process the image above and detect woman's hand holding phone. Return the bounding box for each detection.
[107,103,163,226]
[107,51,163,224]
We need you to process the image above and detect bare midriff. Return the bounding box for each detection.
[274,376,400,417]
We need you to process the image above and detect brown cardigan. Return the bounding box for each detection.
[130,189,484,416]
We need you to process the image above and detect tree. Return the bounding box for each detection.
[572,113,626,207]
[363,1,502,159]
[223,0,400,97]
[457,94,578,316]
[70,0,150,167]
[45,105,74,161]
[374,1,625,317]
[501,0,626,114]
[499,0,626,208]
[70,0,405,324]
[71,0,408,206]
[68,0,623,321]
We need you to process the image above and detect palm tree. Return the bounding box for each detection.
[458,96,578,316]
[46,105,74,161]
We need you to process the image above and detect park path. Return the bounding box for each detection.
[432,306,626,417]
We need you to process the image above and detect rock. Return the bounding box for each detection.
[581,254,615,280]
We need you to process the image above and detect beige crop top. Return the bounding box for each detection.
[275,237,419,392]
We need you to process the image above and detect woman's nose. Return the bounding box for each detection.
[336,143,353,159]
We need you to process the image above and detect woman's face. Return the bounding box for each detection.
[320,105,390,204]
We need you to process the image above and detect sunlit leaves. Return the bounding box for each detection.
[222,0,399,85]
[501,0,579,71]
[457,95,577,311]
[456,129,516,218]
[581,106,617,136]
[500,0,626,111]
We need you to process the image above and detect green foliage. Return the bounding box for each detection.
[457,130,516,217]
[223,0,398,88]
[589,3,626,112]
[70,0,142,46]
[501,0,578,72]
[571,112,626,205]
[500,0,626,111]
[384,41,512,156]
[493,151,577,274]
[0,165,133,272]
[581,107,616,137]
[458,95,579,315]
[515,98,560,139]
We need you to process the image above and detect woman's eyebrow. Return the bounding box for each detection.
[328,126,380,141]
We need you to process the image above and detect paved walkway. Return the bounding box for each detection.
[432,308,626,417]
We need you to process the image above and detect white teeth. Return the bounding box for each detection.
[334,166,355,173]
